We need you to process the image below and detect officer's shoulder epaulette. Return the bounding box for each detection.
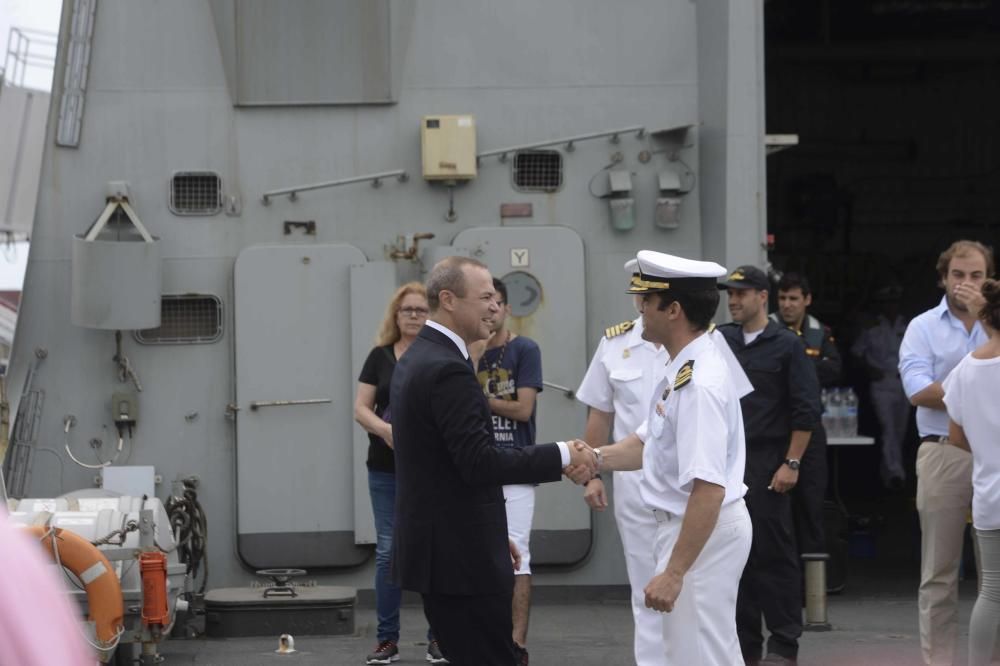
[604,320,635,339]
[674,360,695,391]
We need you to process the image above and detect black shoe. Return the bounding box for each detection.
[513,642,529,666]
[760,654,797,666]
[365,640,399,664]
[425,639,448,664]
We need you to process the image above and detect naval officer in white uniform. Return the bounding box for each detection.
[576,260,671,665]
[575,250,753,665]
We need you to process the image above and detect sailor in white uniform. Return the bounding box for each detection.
[576,261,671,666]
[580,251,753,666]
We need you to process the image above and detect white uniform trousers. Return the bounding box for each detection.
[871,378,911,482]
[613,470,668,666]
[916,441,973,666]
[653,499,752,666]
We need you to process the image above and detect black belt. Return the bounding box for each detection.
[921,435,946,443]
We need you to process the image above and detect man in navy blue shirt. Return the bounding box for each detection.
[472,277,544,665]
[717,265,820,666]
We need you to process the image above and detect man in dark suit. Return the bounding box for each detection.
[390,256,595,666]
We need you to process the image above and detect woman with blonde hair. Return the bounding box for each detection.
[354,282,445,664]
[942,278,1000,666]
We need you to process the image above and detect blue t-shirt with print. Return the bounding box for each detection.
[476,335,543,450]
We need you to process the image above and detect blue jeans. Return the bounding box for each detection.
[368,469,435,644]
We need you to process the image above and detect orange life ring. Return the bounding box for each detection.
[25,525,125,646]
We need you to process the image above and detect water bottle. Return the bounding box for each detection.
[827,388,843,438]
[843,388,859,438]
[820,388,833,435]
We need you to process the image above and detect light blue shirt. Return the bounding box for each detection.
[899,296,987,437]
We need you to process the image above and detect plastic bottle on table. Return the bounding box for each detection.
[843,388,859,438]
[827,387,843,438]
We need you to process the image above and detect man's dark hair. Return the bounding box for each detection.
[655,289,720,331]
[425,256,488,312]
[777,272,811,297]
[492,277,508,305]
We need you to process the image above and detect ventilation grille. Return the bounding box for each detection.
[135,295,223,345]
[170,172,222,215]
[512,151,563,192]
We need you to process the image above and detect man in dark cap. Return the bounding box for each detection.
[717,266,821,666]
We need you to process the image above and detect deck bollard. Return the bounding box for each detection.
[802,552,832,631]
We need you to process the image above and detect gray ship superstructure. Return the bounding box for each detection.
[4,0,767,600]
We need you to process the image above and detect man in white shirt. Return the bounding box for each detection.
[575,250,752,665]
[899,240,992,666]
[576,260,671,666]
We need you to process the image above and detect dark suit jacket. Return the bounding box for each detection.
[389,324,563,596]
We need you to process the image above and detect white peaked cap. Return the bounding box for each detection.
[627,250,727,294]
[636,250,726,279]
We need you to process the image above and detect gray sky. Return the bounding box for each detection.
[0,0,60,288]
[0,0,61,90]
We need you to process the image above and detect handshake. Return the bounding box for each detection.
[562,439,600,485]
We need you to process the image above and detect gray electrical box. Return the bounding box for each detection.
[112,391,138,425]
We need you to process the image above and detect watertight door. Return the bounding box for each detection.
[234,243,370,569]
[451,226,591,565]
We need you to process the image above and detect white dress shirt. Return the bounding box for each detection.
[638,332,748,516]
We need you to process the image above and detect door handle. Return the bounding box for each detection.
[248,398,333,411]
[542,381,575,399]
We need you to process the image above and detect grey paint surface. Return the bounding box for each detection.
[5,0,767,592]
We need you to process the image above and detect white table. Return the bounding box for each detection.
[827,436,875,447]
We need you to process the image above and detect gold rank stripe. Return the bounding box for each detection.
[673,360,695,390]
[605,320,635,338]
[629,275,670,291]
[805,348,820,357]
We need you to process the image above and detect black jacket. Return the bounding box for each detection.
[719,320,821,442]
[769,312,842,387]
[389,325,562,596]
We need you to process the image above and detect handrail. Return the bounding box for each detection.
[261,170,409,204]
[477,126,646,161]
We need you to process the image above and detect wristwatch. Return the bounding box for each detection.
[593,447,604,470]
[784,458,801,471]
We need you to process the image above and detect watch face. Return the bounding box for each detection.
[787,459,800,470]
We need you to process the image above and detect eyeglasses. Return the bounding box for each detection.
[398,307,429,318]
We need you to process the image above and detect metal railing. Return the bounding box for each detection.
[260,170,409,204]
[2,27,57,90]
[477,126,646,162]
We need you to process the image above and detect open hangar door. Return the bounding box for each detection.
[763,0,1000,573]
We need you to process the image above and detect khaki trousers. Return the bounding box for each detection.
[916,440,974,666]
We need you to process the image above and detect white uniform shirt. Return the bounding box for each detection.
[638,332,748,516]
[942,353,1000,530]
[576,318,669,440]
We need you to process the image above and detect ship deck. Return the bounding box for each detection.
[155,573,977,665]
[154,492,977,665]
